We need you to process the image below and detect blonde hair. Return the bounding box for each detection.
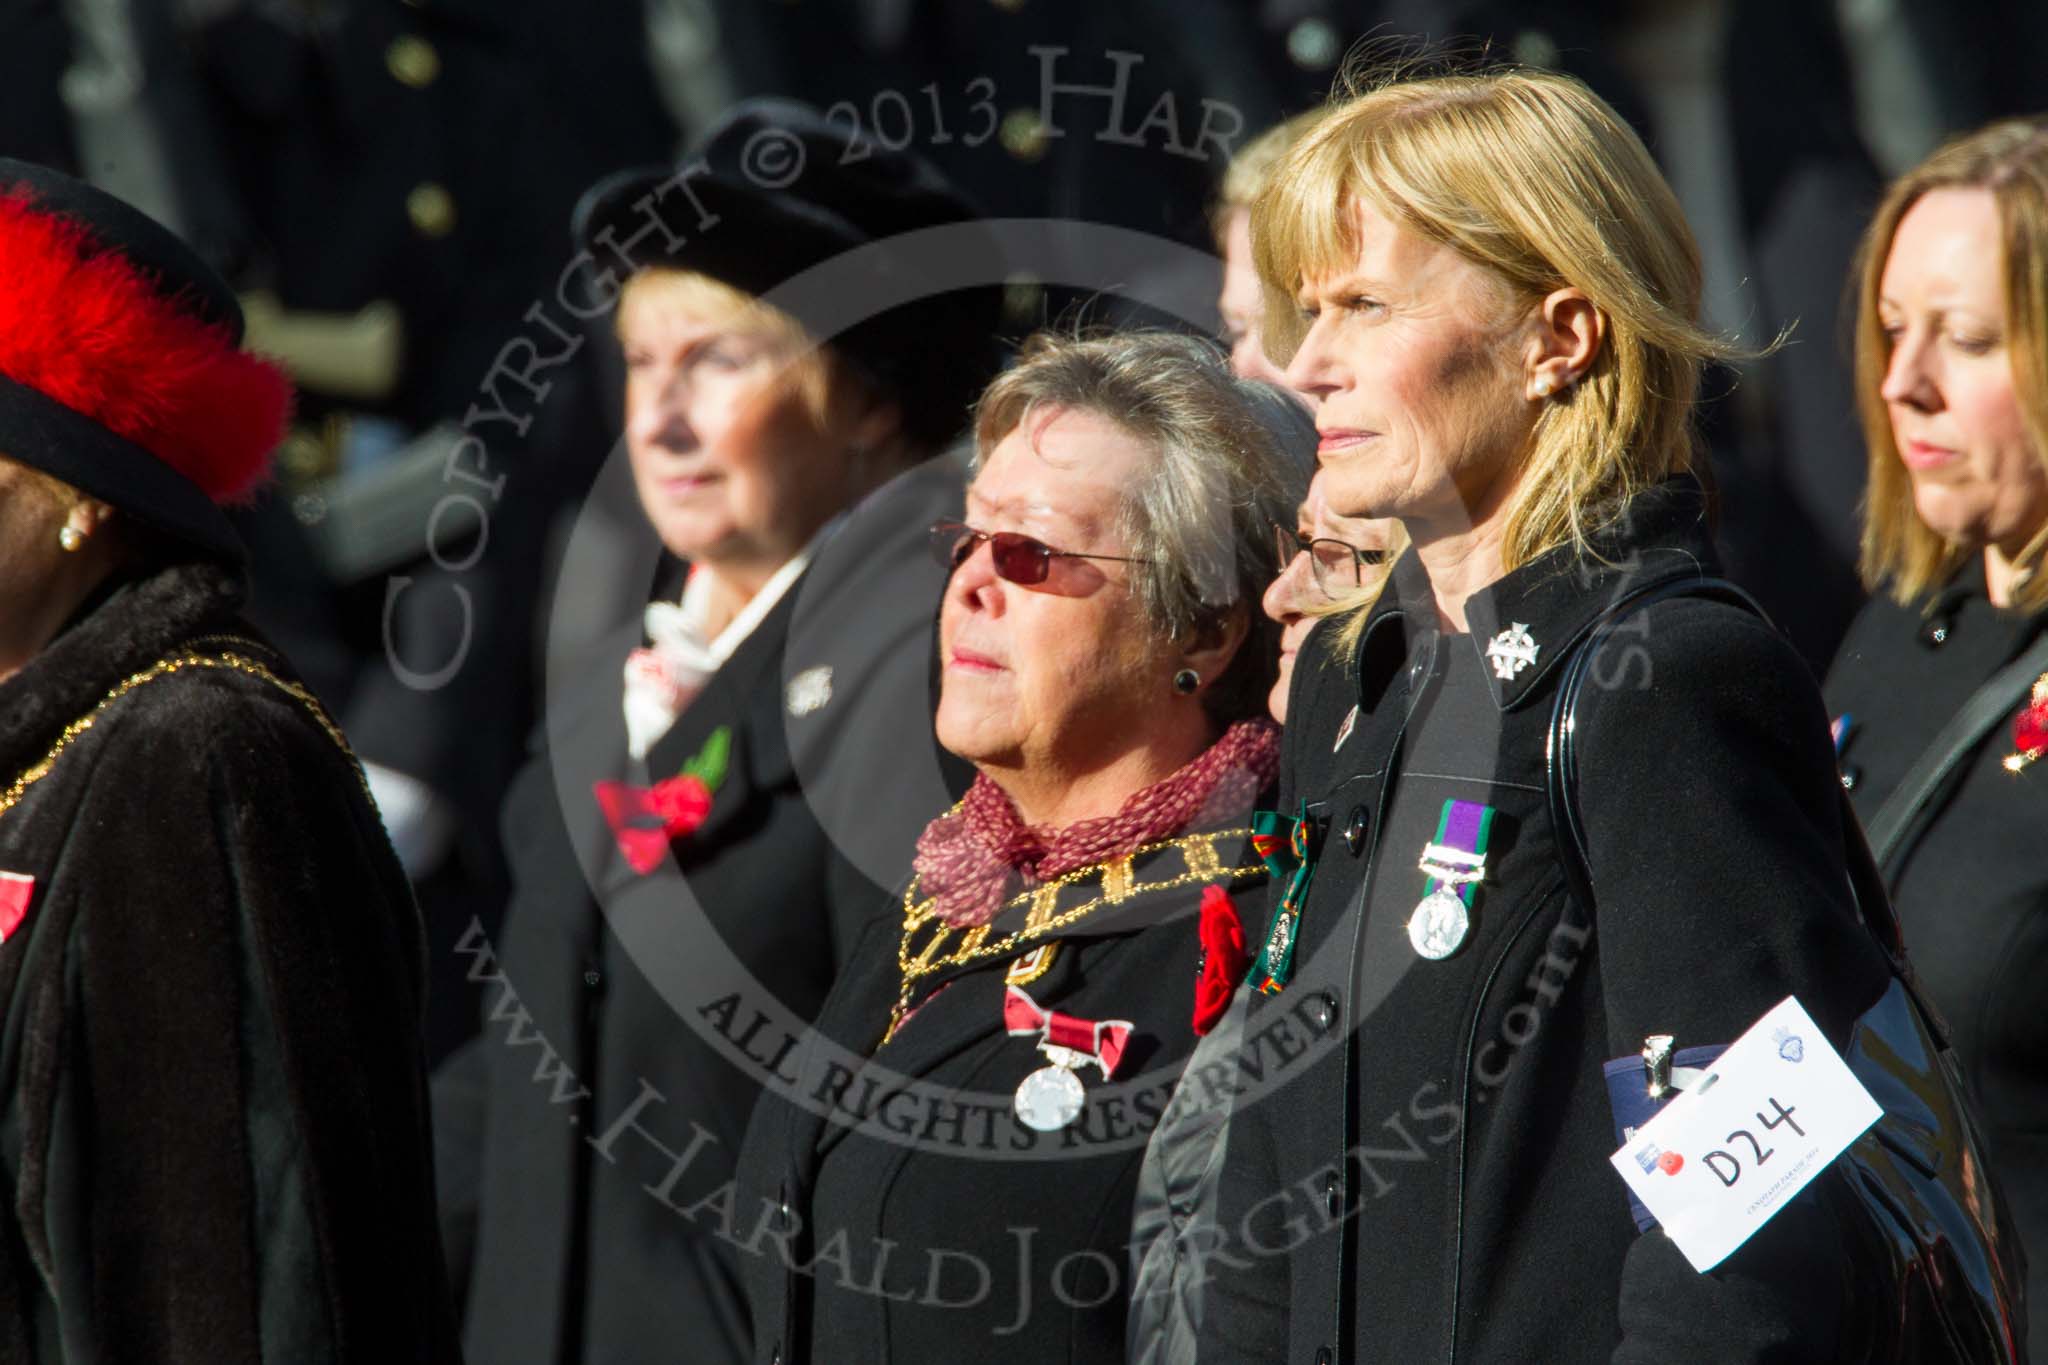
[1853,117,2048,611]
[616,268,856,435]
[1212,110,1326,247]
[972,330,1311,725]
[1253,64,1751,584]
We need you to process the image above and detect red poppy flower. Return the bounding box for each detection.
[2015,699,2048,760]
[1193,885,1250,1036]
[593,774,714,874]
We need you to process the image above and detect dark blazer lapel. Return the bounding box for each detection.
[808,967,1009,1168]
[528,622,648,898]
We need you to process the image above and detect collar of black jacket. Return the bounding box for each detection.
[1352,476,1722,713]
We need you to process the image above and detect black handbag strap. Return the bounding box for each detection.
[1862,629,2048,871]
[1545,575,1947,1042]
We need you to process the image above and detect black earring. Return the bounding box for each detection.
[1173,668,1200,695]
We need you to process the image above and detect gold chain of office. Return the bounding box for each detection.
[0,646,366,822]
[888,825,1261,1038]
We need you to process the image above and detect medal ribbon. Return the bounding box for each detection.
[1251,802,1319,994]
[1420,798,1494,904]
[1002,985,1133,1078]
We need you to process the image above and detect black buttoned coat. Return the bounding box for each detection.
[432,459,968,1365]
[1201,480,1897,1363]
[1826,562,2048,1360]
[732,809,1270,1365]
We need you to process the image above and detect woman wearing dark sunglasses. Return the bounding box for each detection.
[734,331,1310,1364]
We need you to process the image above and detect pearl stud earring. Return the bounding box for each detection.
[58,525,84,552]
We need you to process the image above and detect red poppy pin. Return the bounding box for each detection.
[594,725,730,874]
[2005,674,2048,774]
[1193,885,1251,1036]
[0,872,34,943]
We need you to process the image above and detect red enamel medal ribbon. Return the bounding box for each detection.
[1002,985,1132,1079]
[1004,984,1135,1133]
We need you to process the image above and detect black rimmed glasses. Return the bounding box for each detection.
[1274,523,1385,597]
[929,521,1151,587]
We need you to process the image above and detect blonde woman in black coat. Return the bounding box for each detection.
[1195,67,1914,1362]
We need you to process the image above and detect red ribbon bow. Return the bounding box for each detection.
[1193,884,1250,1036]
[592,774,714,874]
[1002,985,1133,1079]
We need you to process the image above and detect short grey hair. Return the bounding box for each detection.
[971,329,1313,724]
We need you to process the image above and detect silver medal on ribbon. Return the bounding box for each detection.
[1014,1054,1088,1132]
[1409,841,1486,960]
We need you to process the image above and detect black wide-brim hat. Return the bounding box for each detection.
[572,99,1006,451]
[0,159,290,562]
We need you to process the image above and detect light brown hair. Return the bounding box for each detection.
[1852,117,2048,610]
[1211,109,1326,248]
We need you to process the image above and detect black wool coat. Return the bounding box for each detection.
[1201,479,1895,1363]
[734,807,1271,1365]
[0,560,458,1363]
[434,459,968,1365]
[1826,562,2048,1360]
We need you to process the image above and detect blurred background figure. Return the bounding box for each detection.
[1825,115,2048,1360]
[1214,110,1323,389]
[430,101,1001,1365]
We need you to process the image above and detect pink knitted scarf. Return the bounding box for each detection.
[911,718,1280,927]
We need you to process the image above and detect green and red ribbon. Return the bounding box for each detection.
[1250,802,1319,994]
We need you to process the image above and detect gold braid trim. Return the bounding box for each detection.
[0,647,368,822]
[885,827,1259,1042]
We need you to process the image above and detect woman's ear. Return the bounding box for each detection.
[1523,286,1603,397]
[849,395,905,458]
[1181,601,1252,691]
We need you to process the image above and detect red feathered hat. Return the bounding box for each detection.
[0,159,292,561]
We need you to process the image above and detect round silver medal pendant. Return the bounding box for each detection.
[1407,887,1471,960]
[1014,1063,1086,1131]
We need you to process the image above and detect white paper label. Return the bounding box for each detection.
[1607,995,1881,1272]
